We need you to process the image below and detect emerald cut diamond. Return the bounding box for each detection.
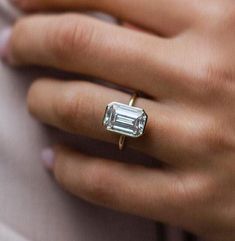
[103,102,148,138]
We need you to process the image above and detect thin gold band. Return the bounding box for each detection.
[119,93,138,150]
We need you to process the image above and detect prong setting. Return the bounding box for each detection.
[103,102,148,138]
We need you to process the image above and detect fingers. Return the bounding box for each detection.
[28,78,159,155]
[28,78,203,167]
[11,0,196,36]
[8,14,184,99]
[46,145,181,224]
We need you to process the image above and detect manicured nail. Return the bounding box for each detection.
[41,148,55,171]
[0,27,12,60]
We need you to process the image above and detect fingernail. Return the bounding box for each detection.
[41,148,55,171]
[0,27,12,60]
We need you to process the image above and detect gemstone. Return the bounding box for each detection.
[103,102,148,138]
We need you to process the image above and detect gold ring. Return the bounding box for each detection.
[103,93,148,150]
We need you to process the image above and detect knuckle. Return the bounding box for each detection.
[48,15,94,61]
[198,114,235,154]
[54,87,81,127]
[196,61,233,97]
[54,157,71,189]
[172,173,234,235]
[200,2,235,29]
[202,124,230,153]
[192,119,231,155]
[82,162,117,205]
[53,82,97,128]
[173,174,216,208]
[205,63,233,85]
[214,3,235,26]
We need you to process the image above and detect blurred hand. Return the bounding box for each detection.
[1,0,235,240]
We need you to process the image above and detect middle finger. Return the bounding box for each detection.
[9,14,184,99]
[28,78,187,163]
[12,0,196,36]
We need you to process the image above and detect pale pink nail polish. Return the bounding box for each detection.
[0,27,12,60]
[41,148,55,171]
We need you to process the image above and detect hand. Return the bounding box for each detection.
[1,0,235,240]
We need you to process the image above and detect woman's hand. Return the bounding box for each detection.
[1,0,235,240]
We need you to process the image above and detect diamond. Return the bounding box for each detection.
[103,102,148,138]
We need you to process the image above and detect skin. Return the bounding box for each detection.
[4,0,235,240]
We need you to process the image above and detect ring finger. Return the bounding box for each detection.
[28,78,195,165]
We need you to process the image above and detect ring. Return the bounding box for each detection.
[103,93,148,150]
